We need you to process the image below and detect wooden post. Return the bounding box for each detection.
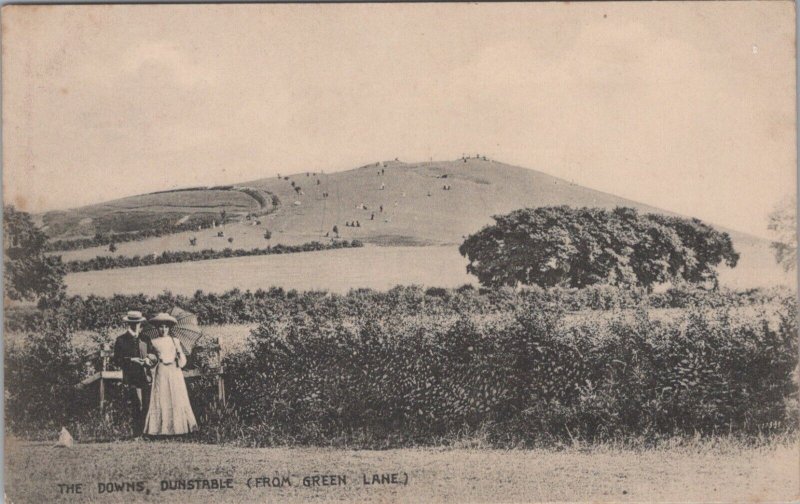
[99,343,112,410]
[217,373,226,407]
[99,378,105,410]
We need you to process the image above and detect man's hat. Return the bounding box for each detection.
[122,310,146,323]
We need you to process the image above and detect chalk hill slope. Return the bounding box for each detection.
[44,157,759,247]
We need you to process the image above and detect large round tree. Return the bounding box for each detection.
[458,206,739,290]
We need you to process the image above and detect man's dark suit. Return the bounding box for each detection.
[112,331,154,436]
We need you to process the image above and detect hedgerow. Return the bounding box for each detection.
[63,240,363,273]
[4,285,796,447]
[223,295,797,446]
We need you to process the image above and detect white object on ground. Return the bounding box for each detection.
[56,427,73,448]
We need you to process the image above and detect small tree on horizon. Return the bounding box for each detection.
[768,194,797,272]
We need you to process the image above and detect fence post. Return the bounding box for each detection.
[99,343,112,410]
[218,373,226,407]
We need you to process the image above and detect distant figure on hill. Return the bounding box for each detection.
[333,225,339,237]
[317,179,321,185]
[380,205,384,212]
[381,168,385,175]
[371,213,375,220]
[380,183,385,190]
[356,221,361,227]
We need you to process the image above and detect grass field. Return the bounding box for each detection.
[5,436,797,503]
[64,243,794,297]
[64,246,477,296]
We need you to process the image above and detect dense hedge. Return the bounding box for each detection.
[64,240,364,273]
[222,296,797,445]
[6,287,797,446]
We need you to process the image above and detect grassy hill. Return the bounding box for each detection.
[40,157,791,294]
[45,157,757,247]
[241,157,683,246]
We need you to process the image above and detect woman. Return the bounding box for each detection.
[143,313,198,436]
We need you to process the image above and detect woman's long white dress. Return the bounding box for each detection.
[143,336,198,435]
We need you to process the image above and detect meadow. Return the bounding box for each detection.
[63,241,794,297]
[64,246,477,296]
[5,435,797,503]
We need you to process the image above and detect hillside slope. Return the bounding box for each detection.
[41,187,274,238]
[241,157,692,246]
[46,157,764,254]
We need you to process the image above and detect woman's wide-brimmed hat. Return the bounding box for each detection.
[149,312,178,327]
[122,310,146,323]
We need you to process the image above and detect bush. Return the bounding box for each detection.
[5,319,91,432]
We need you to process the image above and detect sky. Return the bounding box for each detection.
[2,2,796,238]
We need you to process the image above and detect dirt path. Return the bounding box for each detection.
[5,437,797,503]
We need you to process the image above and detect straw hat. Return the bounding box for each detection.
[149,313,178,327]
[122,310,146,323]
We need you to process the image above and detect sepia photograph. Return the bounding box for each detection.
[1,2,797,502]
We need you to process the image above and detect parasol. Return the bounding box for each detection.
[142,307,204,355]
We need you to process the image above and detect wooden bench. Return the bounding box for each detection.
[77,339,226,409]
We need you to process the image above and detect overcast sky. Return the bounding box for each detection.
[2,2,795,238]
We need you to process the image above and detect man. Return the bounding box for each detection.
[112,310,154,438]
